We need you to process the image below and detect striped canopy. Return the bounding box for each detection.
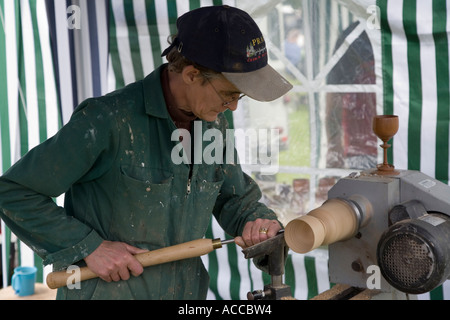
[380,0,450,183]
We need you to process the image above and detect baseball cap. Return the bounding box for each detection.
[161,5,293,102]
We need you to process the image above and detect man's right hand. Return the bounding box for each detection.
[84,240,148,282]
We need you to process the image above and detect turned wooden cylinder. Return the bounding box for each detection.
[285,198,359,253]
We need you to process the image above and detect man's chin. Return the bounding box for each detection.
[200,113,220,122]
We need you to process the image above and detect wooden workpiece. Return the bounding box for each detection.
[311,284,411,300]
[311,284,383,300]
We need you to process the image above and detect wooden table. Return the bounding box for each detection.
[0,283,57,300]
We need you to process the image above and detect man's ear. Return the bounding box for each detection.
[181,65,201,84]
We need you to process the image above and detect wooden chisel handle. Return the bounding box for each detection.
[46,238,228,289]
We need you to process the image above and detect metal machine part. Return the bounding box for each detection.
[287,169,450,297]
[377,205,450,294]
[328,170,450,295]
[243,231,292,300]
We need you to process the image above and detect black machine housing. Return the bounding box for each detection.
[377,200,450,294]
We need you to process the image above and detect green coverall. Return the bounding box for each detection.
[0,65,279,299]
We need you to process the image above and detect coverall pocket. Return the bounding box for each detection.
[109,165,173,243]
[190,177,224,238]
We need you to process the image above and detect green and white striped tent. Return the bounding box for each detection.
[1,0,449,300]
[380,0,450,183]
[0,0,60,286]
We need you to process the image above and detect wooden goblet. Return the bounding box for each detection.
[373,115,399,174]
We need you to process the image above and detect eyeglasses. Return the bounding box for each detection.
[206,78,246,107]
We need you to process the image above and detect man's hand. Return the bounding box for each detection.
[235,218,282,248]
[84,240,148,282]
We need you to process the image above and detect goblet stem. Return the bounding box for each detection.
[382,142,390,166]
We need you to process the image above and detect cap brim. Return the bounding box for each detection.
[222,64,293,102]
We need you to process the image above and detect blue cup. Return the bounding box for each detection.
[11,266,37,297]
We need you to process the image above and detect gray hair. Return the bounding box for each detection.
[165,35,222,84]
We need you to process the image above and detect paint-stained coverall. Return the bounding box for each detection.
[0,65,279,299]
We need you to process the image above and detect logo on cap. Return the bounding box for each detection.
[246,36,267,62]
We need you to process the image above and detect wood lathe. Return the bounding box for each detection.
[285,115,450,299]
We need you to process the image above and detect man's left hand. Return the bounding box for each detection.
[235,218,282,248]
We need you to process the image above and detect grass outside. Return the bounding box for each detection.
[277,103,310,184]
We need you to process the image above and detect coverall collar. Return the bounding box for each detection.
[143,64,170,119]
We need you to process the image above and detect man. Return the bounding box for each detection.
[0,5,292,299]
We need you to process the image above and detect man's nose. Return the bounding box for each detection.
[226,101,239,111]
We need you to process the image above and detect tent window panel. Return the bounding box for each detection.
[237,0,378,223]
